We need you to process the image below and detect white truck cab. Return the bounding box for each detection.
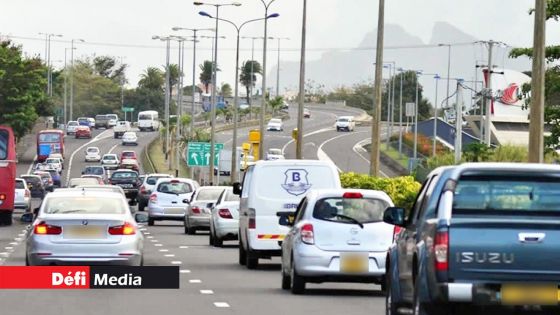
[234,159,341,269]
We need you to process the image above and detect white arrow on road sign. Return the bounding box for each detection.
[191,152,199,165]
[205,152,211,165]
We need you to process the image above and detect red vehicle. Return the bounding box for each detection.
[37,129,64,163]
[0,126,16,225]
[120,150,138,161]
[75,126,92,139]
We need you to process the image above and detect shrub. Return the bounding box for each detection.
[402,132,448,156]
[340,173,421,210]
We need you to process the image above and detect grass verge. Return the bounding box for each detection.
[147,137,190,177]
[380,145,409,170]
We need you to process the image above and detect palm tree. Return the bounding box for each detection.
[199,61,219,94]
[166,64,181,97]
[239,60,262,104]
[138,67,164,90]
[268,96,284,116]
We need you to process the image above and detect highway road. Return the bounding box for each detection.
[0,108,393,315]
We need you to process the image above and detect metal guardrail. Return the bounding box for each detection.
[142,138,157,174]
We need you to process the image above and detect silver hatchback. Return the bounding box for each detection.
[26,189,144,266]
[280,189,396,294]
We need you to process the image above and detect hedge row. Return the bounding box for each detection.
[340,173,421,210]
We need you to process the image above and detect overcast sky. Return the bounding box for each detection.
[1,0,558,90]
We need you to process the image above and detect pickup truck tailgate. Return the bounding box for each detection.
[448,217,560,282]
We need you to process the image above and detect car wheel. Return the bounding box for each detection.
[148,217,154,226]
[209,230,214,245]
[239,240,247,266]
[187,226,196,235]
[290,262,305,294]
[281,265,291,290]
[246,251,258,269]
[184,223,190,234]
[25,255,31,266]
[138,202,145,212]
[213,233,223,247]
[385,272,399,315]
[0,212,12,226]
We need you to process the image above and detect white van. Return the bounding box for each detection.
[335,116,356,132]
[138,110,160,131]
[233,159,341,269]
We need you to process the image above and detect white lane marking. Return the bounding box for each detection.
[107,143,119,154]
[14,238,22,241]
[171,261,182,265]
[17,233,25,237]
[26,155,38,174]
[150,240,158,243]
[9,242,17,246]
[164,254,175,257]
[180,269,191,273]
[143,232,151,235]
[281,127,333,155]
[179,246,189,249]
[200,290,214,295]
[189,279,202,283]
[317,131,368,172]
[159,249,169,252]
[213,302,230,308]
[5,247,13,250]
[147,236,154,239]
[0,252,9,257]
[154,244,163,247]
[65,129,113,186]
[351,138,390,178]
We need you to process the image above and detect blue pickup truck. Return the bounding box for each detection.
[383,163,560,315]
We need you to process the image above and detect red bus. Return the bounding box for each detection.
[37,129,65,162]
[0,126,16,225]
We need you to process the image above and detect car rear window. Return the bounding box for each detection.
[87,148,98,153]
[196,188,225,201]
[104,155,116,160]
[85,167,104,175]
[15,180,25,189]
[112,172,137,179]
[225,192,240,202]
[23,177,40,185]
[157,182,192,194]
[44,196,125,214]
[313,197,389,224]
[69,178,99,187]
[147,176,169,185]
[453,175,560,214]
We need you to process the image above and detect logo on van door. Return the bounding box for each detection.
[281,169,312,196]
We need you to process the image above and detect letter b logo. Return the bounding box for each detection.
[292,172,300,182]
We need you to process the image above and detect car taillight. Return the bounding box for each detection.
[149,193,157,204]
[25,190,30,198]
[218,208,233,219]
[192,206,201,214]
[34,222,62,235]
[300,223,314,245]
[248,208,256,229]
[108,222,136,235]
[140,186,147,194]
[434,230,449,271]
[393,226,403,242]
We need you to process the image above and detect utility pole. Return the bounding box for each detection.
[398,69,404,159]
[432,75,440,157]
[529,0,546,163]
[164,37,171,170]
[454,80,464,163]
[484,41,496,146]
[385,65,392,150]
[369,0,385,177]
[274,37,289,97]
[413,71,420,161]
[296,0,307,159]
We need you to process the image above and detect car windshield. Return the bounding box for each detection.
[15,180,25,189]
[139,114,152,120]
[22,177,40,185]
[122,152,135,157]
[225,192,240,202]
[157,182,192,194]
[46,159,59,164]
[84,167,104,175]
[269,149,282,155]
[196,188,225,201]
[313,197,389,224]
[453,175,560,214]
[338,118,349,122]
[44,196,125,214]
[147,176,169,185]
[67,121,78,126]
[112,172,137,179]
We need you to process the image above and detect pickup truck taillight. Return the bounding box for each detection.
[24,189,30,198]
[300,224,315,245]
[434,230,449,271]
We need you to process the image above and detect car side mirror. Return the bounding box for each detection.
[277,211,295,227]
[232,182,242,195]
[20,212,34,223]
[81,171,85,175]
[182,199,190,204]
[206,202,214,209]
[383,207,406,227]
[135,213,149,223]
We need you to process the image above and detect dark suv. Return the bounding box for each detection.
[94,114,110,129]
[109,170,141,204]
[383,163,560,315]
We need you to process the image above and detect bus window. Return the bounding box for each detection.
[39,133,61,143]
[0,129,7,160]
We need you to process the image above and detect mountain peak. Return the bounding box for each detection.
[429,21,478,44]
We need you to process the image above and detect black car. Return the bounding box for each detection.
[21,175,45,198]
[109,170,141,204]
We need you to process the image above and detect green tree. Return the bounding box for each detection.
[239,60,262,104]
[166,64,180,97]
[92,56,127,83]
[138,67,164,90]
[221,83,232,98]
[71,61,122,117]
[199,61,218,94]
[268,96,284,115]
[0,40,47,139]
[509,0,560,150]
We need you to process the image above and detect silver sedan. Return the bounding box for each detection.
[25,189,145,266]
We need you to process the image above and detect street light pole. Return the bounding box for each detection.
[241,36,265,120]
[296,0,307,160]
[439,44,452,115]
[413,70,421,161]
[398,68,404,159]
[259,0,277,161]
[272,37,289,97]
[370,0,385,177]
[432,74,440,157]
[69,38,84,121]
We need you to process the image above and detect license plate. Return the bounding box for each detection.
[64,226,106,239]
[501,284,559,305]
[119,184,133,188]
[340,253,368,273]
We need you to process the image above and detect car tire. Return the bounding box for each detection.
[138,202,145,212]
[385,271,399,315]
[281,266,291,290]
[290,262,305,294]
[246,251,258,270]
[412,277,446,315]
[187,226,196,235]
[148,217,155,226]
[0,212,12,226]
[213,233,223,247]
[239,241,247,266]
[209,229,214,245]
[25,255,30,266]
[184,224,190,234]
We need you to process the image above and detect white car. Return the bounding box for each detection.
[45,158,63,173]
[101,153,119,170]
[122,131,138,146]
[184,186,228,235]
[14,178,31,212]
[267,118,284,131]
[137,173,174,211]
[335,116,356,132]
[266,148,285,160]
[106,114,118,128]
[66,121,79,135]
[85,146,101,162]
[87,117,96,128]
[147,178,198,226]
[280,189,395,294]
[48,153,64,163]
[209,187,240,247]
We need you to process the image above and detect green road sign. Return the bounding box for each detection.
[186,142,224,167]
[122,107,134,112]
